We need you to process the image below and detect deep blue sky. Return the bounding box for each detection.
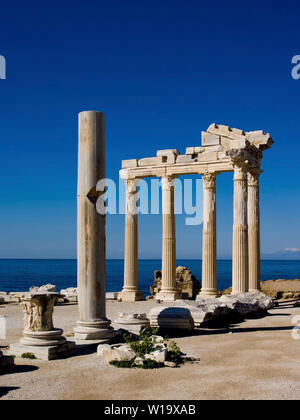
[0,0,299,259]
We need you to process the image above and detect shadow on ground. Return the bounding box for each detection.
[0,387,20,398]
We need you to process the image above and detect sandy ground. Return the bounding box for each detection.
[1,300,300,400]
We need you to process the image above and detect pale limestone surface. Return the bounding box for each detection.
[1,300,300,400]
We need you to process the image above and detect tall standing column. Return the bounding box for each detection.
[248,169,261,291]
[118,178,144,302]
[74,111,114,343]
[156,176,180,302]
[197,172,218,299]
[232,163,249,295]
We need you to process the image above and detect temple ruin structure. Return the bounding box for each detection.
[118,123,273,302]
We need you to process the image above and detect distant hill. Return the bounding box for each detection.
[261,250,300,260]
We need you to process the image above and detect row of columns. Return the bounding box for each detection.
[75,110,262,346]
[120,165,261,302]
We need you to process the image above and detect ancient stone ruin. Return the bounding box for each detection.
[150,266,201,299]
[118,123,273,302]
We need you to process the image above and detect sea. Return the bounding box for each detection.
[0,259,299,297]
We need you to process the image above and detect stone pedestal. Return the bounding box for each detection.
[197,172,219,299]
[232,164,249,294]
[113,312,150,334]
[10,293,75,361]
[74,111,115,344]
[156,176,180,302]
[118,178,144,302]
[248,170,261,291]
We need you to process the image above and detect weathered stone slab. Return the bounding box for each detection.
[176,155,197,164]
[30,284,56,293]
[102,347,136,363]
[149,307,194,331]
[122,159,138,169]
[156,149,179,157]
[138,156,166,166]
[185,147,203,155]
[201,132,221,146]
[113,312,150,333]
[198,151,218,162]
[173,291,274,326]
[9,341,75,361]
[246,131,273,150]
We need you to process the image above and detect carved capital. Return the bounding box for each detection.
[247,169,261,186]
[20,294,57,332]
[233,162,248,181]
[202,172,216,189]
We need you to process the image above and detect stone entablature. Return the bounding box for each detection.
[120,124,273,179]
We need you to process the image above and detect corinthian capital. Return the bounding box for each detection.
[202,172,216,189]
[248,169,262,186]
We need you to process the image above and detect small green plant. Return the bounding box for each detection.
[110,360,135,368]
[167,341,184,365]
[21,352,36,360]
[130,334,155,358]
[138,359,164,369]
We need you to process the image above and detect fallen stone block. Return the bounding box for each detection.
[145,347,167,363]
[102,347,136,363]
[149,307,194,331]
[30,284,57,293]
[113,312,150,333]
[97,344,112,356]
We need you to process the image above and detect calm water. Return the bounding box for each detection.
[0,259,299,297]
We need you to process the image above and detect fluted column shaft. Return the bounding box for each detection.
[197,172,218,299]
[232,164,249,294]
[119,179,143,302]
[248,170,261,291]
[75,111,114,342]
[156,176,180,302]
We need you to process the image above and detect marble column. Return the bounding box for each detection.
[118,178,144,302]
[232,163,249,295]
[197,172,218,299]
[248,169,261,291]
[156,176,180,302]
[74,111,115,343]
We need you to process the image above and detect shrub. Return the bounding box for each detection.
[21,353,36,359]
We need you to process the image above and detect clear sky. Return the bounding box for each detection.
[0,0,299,259]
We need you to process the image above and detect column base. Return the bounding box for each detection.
[118,289,144,302]
[155,290,181,302]
[74,319,116,344]
[196,289,219,300]
[10,328,75,361]
[231,288,249,295]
